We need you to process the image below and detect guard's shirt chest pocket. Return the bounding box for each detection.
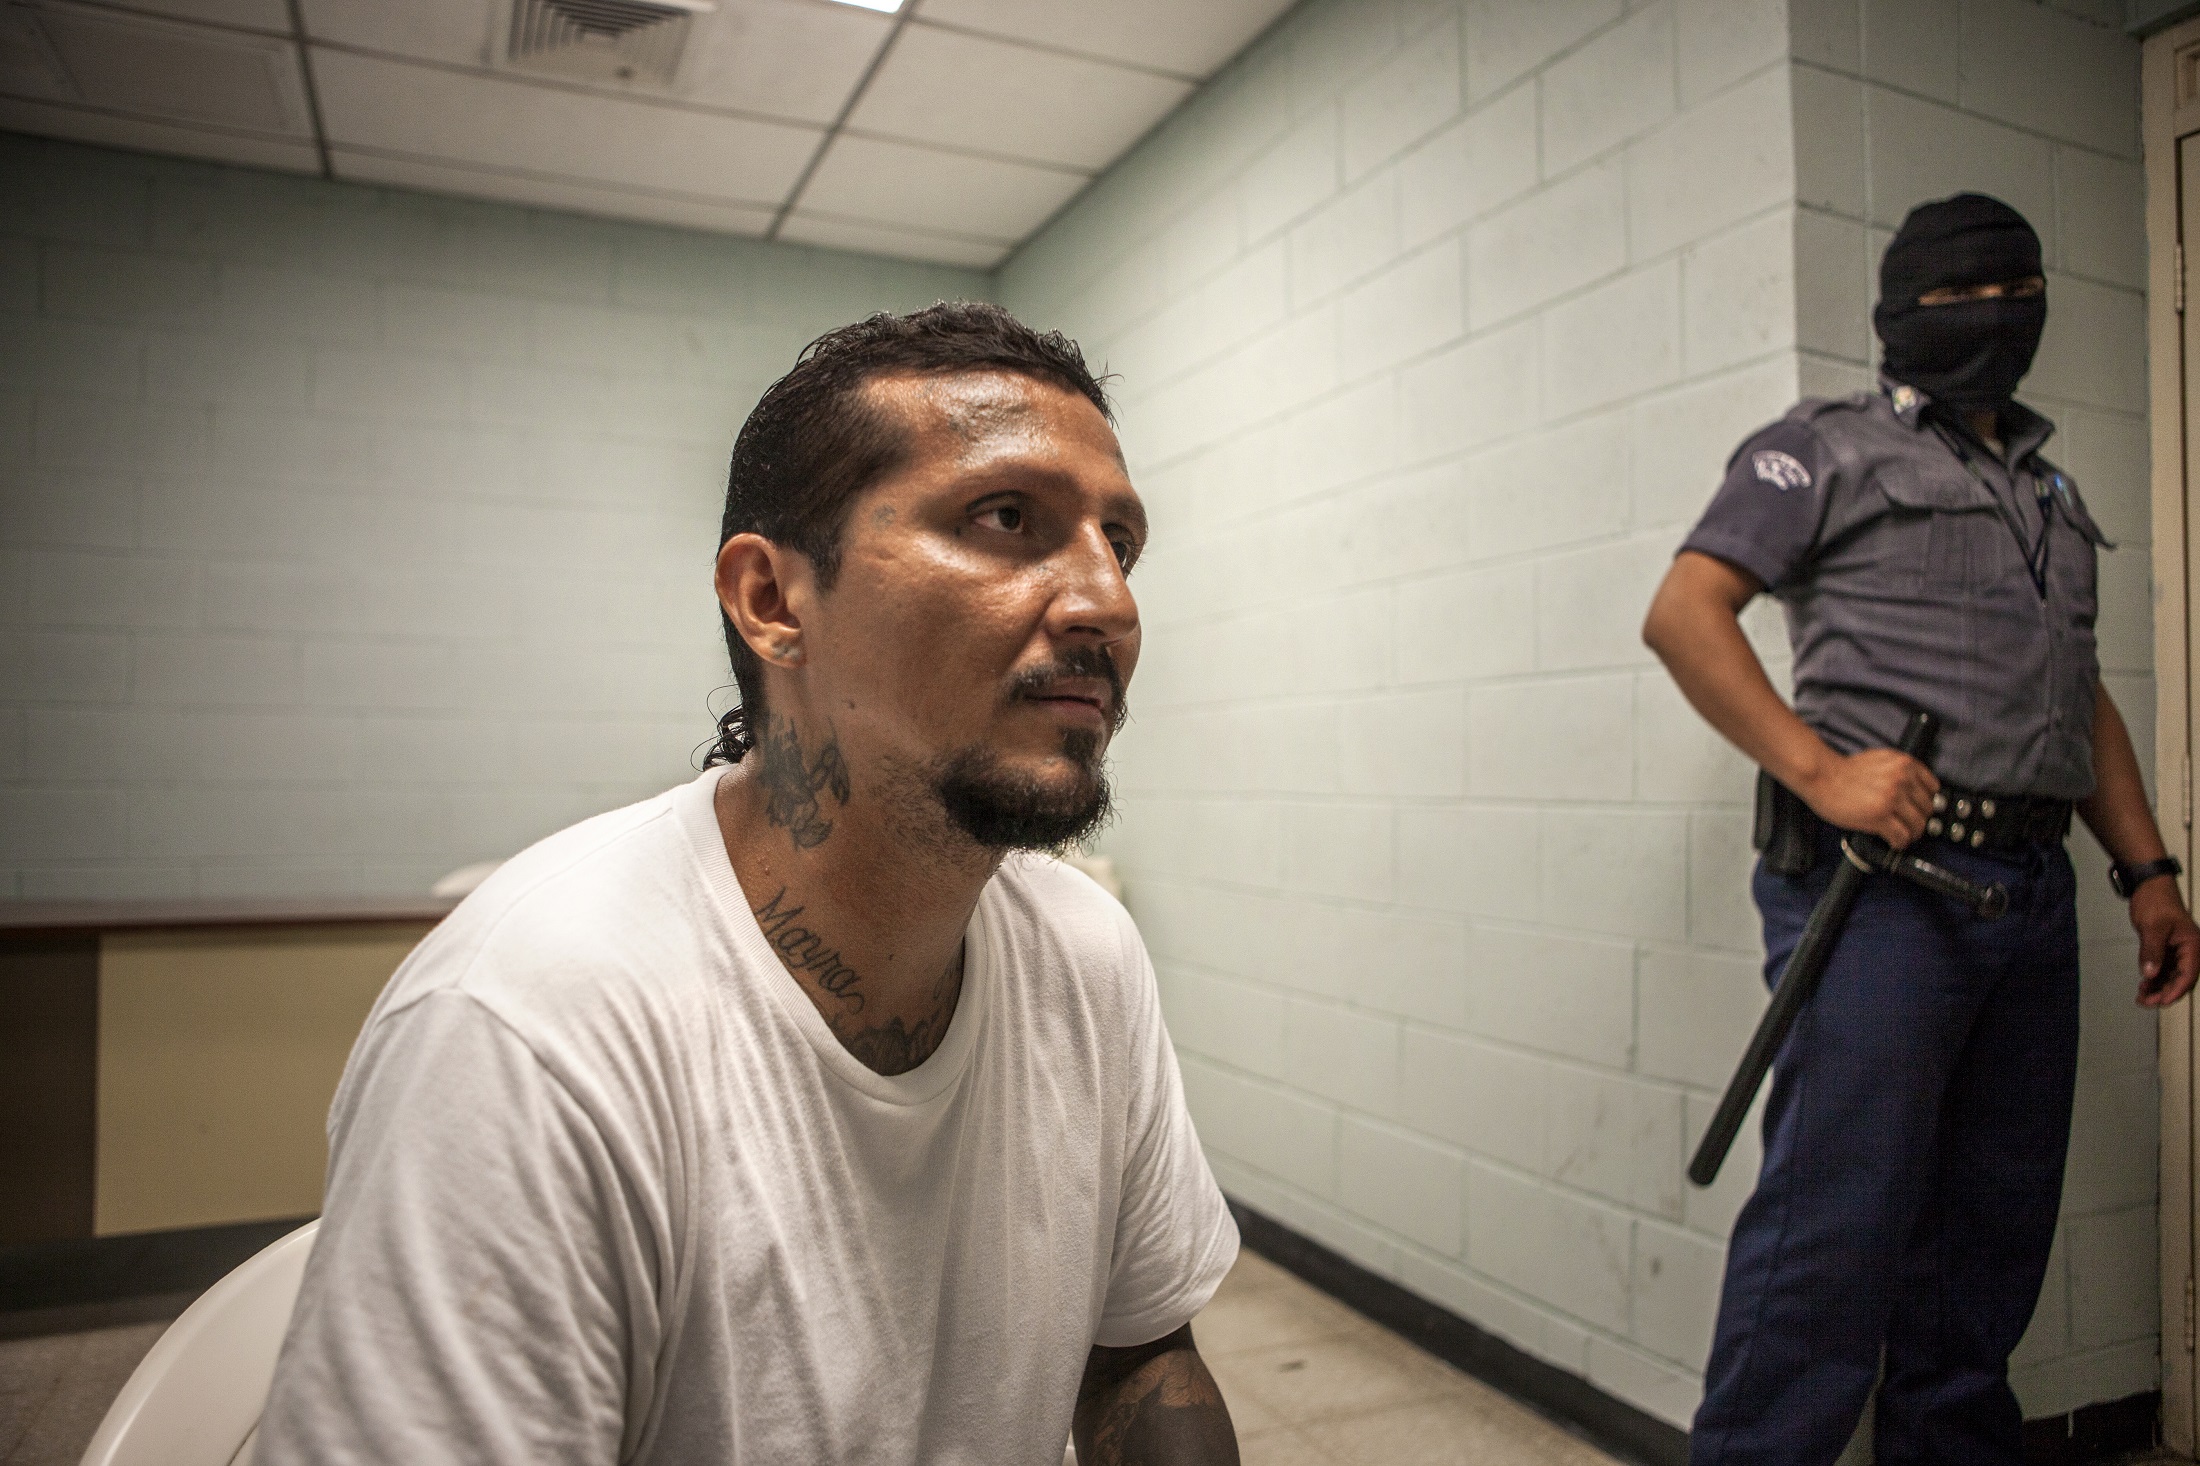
[1871,464,2003,596]
[2043,470,2110,622]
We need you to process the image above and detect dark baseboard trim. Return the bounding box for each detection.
[1228,1198,1691,1466]
[1229,1199,2164,1466]
[2020,1391,2161,1465]
[0,1216,311,1332]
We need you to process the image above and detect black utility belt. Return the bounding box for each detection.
[1923,784,2072,850]
[1754,771,2070,879]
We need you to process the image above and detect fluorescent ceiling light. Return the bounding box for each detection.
[825,0,902,10]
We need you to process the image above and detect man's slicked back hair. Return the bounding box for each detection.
[710,301,1113,761]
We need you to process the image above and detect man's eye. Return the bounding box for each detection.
[976,505,1023,532]
[1111,539,1138,573]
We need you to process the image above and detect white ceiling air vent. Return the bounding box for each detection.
[506,0,715,87]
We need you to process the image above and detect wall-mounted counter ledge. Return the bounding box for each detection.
[1,897,455,1250]
[0,896,460,937]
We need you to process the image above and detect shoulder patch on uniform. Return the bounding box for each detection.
[1751,449,1812,492]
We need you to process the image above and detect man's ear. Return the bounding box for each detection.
[716,533,815,669]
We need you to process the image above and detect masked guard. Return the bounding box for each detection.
[1642,193,2200,1466]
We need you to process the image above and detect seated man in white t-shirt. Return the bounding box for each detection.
[258,301,1242,1465]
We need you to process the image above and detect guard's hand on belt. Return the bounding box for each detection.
[2133,879,2200,1008]
[1798,749,1942,849]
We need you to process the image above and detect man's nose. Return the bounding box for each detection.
[1049,525,1139,644]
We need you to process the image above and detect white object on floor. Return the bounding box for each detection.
[1061,852,1123,902]
[430,859,504,897]
[78,1220,318,1466]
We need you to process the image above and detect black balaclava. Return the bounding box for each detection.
[1873,192,2046,411]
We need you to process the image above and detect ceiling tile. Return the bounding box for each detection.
[0,94,321,172]
[331,148,777,236]
[311,49,820,206]
[29,3,311,133]
[300,0,884,128]
[850,24,1190,171]
[5,0,1300,265]
[297,0,495,62]
[678,0,890,126]
[96,0,293,32]
[778,212,1007,269]
[798,134,1086,241]
[913,0,1298,78]
[0,5,79,102]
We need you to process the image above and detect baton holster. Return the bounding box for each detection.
[1753,769,1817,878]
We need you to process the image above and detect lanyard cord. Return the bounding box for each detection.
[1928,419,2051,596]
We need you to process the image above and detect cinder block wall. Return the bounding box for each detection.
[0,135,983,898]
[1787,0,2156,1418]
[1000,0,1801,1426]
[1000,0,2154,1429]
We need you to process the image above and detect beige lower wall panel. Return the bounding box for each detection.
[94,924,431,1236]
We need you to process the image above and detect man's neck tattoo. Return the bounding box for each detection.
[838,945,964,1076]
[839,1008,953,1076]
[756,715,850,850]
[752,886,865,1012]
[750,886,966,1076]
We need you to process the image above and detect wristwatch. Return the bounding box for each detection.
[2109,855,2183,898]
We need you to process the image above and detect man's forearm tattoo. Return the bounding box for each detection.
[1076,1333,1239,1466]
[755,716,850,849]
[752,886,865,1012]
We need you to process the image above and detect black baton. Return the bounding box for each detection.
[1686,711,1938,1189]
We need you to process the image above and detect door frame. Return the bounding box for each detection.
[2144,17,2200,1456]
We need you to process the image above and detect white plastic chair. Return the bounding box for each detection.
[79,1220,318,1466]
[430,859,504,897]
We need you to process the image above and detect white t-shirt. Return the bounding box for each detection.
[258,768,1237,1465]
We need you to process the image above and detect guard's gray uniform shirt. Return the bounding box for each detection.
[1680,381,2109,800]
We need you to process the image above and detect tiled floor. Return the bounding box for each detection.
[1196,1250,1622,1466]
[1,1308,180,1466]
[12,1249,2192,1466]
[0,1249,1616,1466]
[2,1253,2184,1466]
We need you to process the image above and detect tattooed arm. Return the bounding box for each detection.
[1072,1326,1239,1466]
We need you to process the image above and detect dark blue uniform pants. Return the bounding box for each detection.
[1690,831,2080,1466]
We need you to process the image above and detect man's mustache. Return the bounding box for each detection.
[1008,646,1128,735]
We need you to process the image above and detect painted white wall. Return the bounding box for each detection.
[0,134,984,898]
[1001,0,1801,1427]
[1000,0,2153,1429]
